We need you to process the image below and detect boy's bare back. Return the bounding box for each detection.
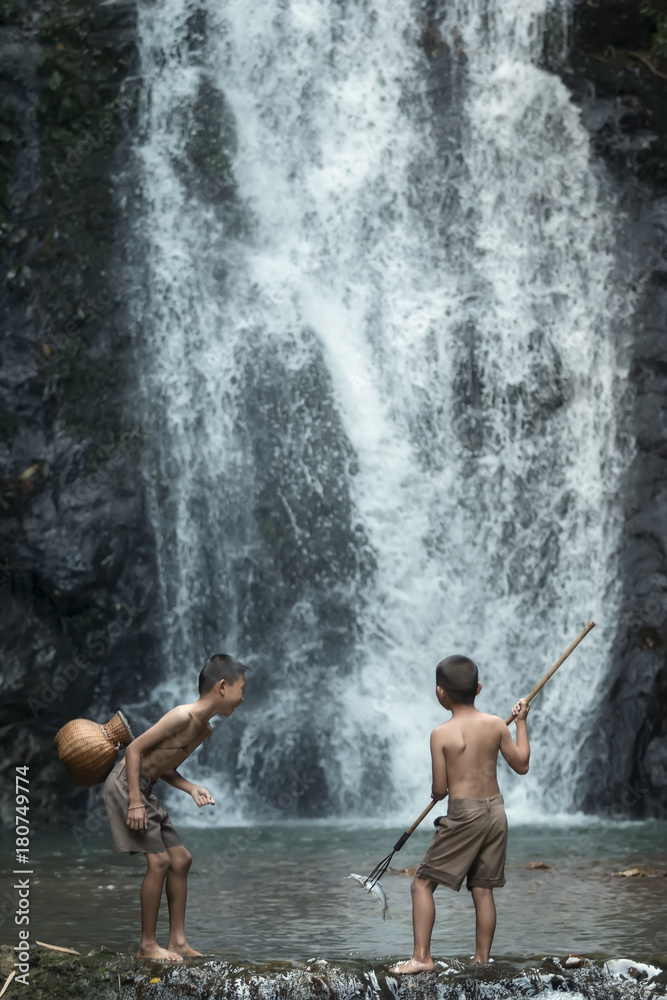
[389,659,530,975]
[431,707,529,801]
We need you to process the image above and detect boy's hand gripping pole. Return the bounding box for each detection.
[362,621,596,887]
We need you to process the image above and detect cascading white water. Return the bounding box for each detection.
[130,0,634,823]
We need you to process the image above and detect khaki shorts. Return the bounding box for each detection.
[103,759,182,855]
[415,793,507,892]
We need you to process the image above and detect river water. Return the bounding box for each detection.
[4,819,665,966]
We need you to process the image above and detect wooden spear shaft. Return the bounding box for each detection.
[394,620,597,847]
[503,620,596,724]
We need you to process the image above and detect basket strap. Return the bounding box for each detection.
[100,725,121,751]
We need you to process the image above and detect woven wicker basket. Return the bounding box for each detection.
[53,711,135,786]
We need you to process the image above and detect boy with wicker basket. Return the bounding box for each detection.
[103,654,246,961]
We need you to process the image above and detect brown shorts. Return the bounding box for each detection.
[415,793,508,892]
[103,759,182,855]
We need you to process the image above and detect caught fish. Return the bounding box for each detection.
[348,872,391,920]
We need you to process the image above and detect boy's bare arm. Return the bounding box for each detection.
[430,728,448,800]
[499,699,530,774]
[124,707,195,829]
[160,769,215,807]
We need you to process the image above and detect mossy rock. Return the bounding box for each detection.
[2,0,140,448]
[172,75,238,206]
[0,0,22,22]
[639,143,667,185]
[642,0,667,63]
[560,0,667,188]
[0,97,17,219]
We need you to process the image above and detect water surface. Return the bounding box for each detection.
[2,819,665,965]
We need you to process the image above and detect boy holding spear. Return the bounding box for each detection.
[385,624,594,972]
[390,655,530,972]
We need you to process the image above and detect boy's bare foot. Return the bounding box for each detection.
[167,941,203,958]
[389,959,435,975]
[136,944,184,962]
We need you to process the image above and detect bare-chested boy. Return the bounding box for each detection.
[104,654,246,961]
[390,655,530,974]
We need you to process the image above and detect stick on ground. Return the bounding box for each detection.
[35,941,81,955]
[0,972,15,999]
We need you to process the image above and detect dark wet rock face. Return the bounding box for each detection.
[548,0,667,818]
[0,0,160,824]
[0,948,664,1000]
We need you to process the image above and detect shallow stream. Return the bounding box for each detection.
[3,818,665,966]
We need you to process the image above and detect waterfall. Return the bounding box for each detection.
[129,0,634,822]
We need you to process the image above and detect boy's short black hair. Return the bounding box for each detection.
[436,655,478,704]
[199,653,247,695]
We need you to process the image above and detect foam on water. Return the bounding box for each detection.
[130,0,635,822]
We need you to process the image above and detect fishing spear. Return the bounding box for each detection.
[360,620,596,888]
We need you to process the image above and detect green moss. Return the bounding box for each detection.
[37,47,118,130]
[54,339,127,441]
[541,7,568,69]
[639,149,667,185]
[10,0,142,448]
[174,76,237,203]
[66,609,97,632]
[641,0,667,61]
[36,43,137,196]
[0,97,17,221]
[0,1,22,22]
[0,400,19,437]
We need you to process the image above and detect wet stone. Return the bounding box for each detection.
[0,948,664,1000]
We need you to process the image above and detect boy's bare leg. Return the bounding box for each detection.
[470,886,496,962]
[389,877,437,974]
[138,852,184,961]
[165,845,202,957]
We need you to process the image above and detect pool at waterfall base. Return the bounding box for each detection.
[1,818,664,997]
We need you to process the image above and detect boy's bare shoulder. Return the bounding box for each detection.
[480,713,508,740]
[160,704,191,722]
[480,711,505,724]
[474,712,506,726]
[156,703,201,731]
[431,720,453,743]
